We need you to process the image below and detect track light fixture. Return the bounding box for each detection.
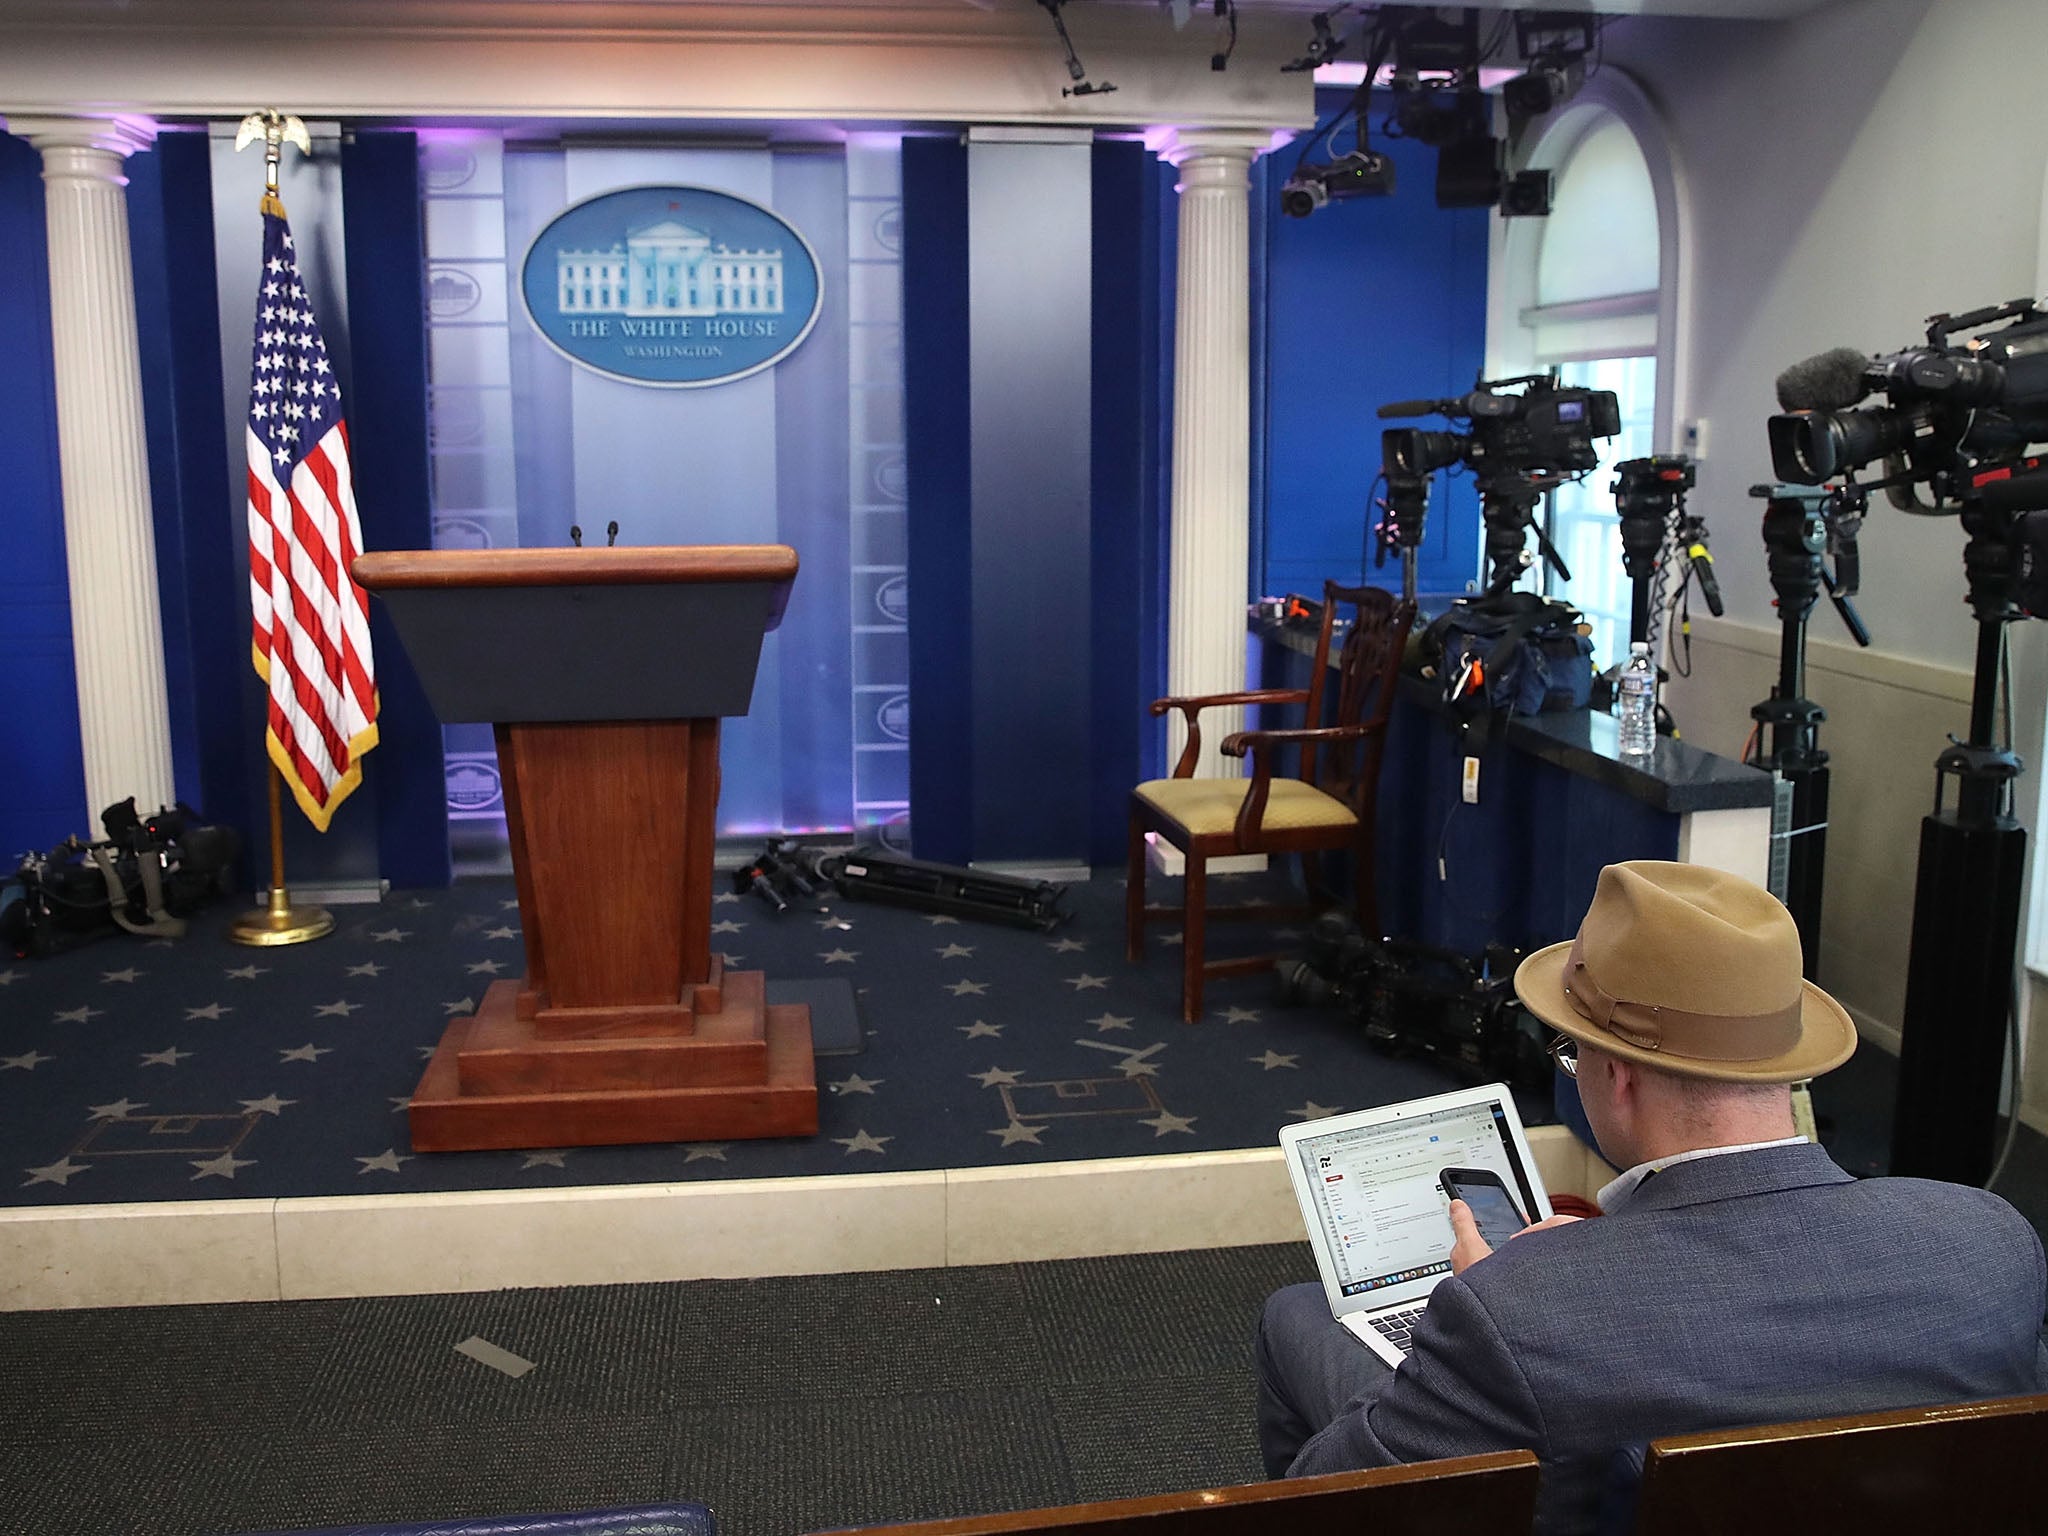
[1038,0,1117,98]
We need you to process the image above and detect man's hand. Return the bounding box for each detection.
[1446,1199,1586,1276]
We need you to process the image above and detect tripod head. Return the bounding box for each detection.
[1478,471,1572,594]
[1750,482,1872,648]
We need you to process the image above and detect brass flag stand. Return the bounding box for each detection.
[226,107,336,950]
[229,765,334,947]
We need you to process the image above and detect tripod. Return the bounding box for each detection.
[1376,472,1428,603]
[1891,497,2031,1187]
[1748,483,1871,979]
[1480,472,1571,596]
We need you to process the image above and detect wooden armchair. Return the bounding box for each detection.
[1625,1392,2048,1536]
[813,1452,1538,1535]
[1125,581,1416,1022]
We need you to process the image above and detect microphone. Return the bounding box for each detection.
[1685,542,1725,617]
[569,524,583,547]
[606,520,619,547]
[1774,347,1870,412]
[1377,397,1449,419]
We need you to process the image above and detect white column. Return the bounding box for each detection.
[16,115,176,818]
[1156,128,1270,781]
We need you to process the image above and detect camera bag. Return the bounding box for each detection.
[1421,591,1594,718]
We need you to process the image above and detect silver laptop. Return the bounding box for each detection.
[1279,1082,1552,1368]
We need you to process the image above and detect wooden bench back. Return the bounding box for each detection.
[821,1451,1539,1536]
[1633,1392,2048,1536]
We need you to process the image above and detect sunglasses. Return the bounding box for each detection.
[1547,1033,1579,1079]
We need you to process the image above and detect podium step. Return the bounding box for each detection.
[409,977,817,1151]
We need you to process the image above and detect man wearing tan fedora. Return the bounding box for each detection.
[1255,861,2047,1534]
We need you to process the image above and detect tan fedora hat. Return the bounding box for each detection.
[1514,861,1856,1083]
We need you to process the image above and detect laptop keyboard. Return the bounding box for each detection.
[1367,1305,1429,1354]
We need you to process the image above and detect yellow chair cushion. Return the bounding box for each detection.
[1134,776,1357,838]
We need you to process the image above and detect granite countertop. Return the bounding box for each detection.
[1253,612,1774,816]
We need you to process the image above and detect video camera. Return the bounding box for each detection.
[1379,373,1622,486]
[1769,299,2048,503]
[1274,910,1552,1096]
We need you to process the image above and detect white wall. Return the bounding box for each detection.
[1592,0,2048,1119]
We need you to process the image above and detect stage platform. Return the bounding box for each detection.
[0,864,1946,1310]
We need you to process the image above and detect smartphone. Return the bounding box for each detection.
[1440,1166,1530,1249]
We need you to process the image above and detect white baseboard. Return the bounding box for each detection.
[0,1127,1596,1311]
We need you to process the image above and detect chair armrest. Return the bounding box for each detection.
[1221,723,1385,842]
[1150,690,1309,777]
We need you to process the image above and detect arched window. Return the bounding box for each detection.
[1494,79,1685,672]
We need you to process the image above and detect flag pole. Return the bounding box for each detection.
[230,763,334,946]
[227,107,335,949]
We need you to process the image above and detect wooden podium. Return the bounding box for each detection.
[352,545,818,1151]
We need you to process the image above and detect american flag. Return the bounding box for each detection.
[245,200,378,832]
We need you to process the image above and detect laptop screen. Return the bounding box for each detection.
[1291,1098,1540,1298]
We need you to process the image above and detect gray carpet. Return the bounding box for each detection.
[0,1241,1320,1536]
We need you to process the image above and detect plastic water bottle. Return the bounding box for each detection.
[1618,641,1657,757]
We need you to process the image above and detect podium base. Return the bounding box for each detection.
[408,976,818,1151]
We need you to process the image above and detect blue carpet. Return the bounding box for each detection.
[0,868,1546,1205]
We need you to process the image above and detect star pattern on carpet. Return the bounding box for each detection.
[466,959,505,975]
[1050,937,1087,953]
[314,999,363,1017]
[830,1073,881,1095]
[1288,1101,1341,1120]
[24,1158,87,1187]
[388,1096,413,1112]
[712,920,744,934]
[1140,1110,1197,1136]
[935,943,974,959]
[483,925,518,940]
[369,928,410,943]
[191,1151,254,1180]
[346,962,385,978]
[1064,973,1109,991]
[834,1128,891,1155]
[357,1148,412,1174]
[500,898,522,910]
[0,968,17,986]
[1250,1050,1299,1070]
[1221,1007,1262,1024]
[183,1002,229,1021]
[54,1006,103,1024]
[139,1046,192,1068]
[100,967,141,984]
[946,979,988,997]
[682,1144,728,1162]
[520,1150,568,1169]
[1,1051,50,1071]
[989,1120,1048,1146]
[1159,931,1184,946]
[971,1066,1022,1087]
[444,997,474,1014]
[924,914,960,925]
[241,1095,296,1115]
[819,948,858,964]
[818,915,854,932]
[958,1020,1002,1039]
[89,1098,146,1119]
[1088,1013,1133,1032]
[281,1043,333,1063]
[225,964,268,980]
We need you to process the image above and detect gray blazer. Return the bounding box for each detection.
[1289,1142,2048,1533]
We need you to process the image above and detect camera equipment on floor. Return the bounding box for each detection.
[731,840,1073,930]
[0,798,241,957]
[1274,910,1551,1094]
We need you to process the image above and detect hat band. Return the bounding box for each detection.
[1562,932,1804,1061]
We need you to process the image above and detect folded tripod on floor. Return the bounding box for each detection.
[734,840,1072,930]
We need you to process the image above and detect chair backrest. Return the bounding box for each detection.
[814,1451,1538,1536]
[1630,1392,2048,1536]
[1301,580,1416,805]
